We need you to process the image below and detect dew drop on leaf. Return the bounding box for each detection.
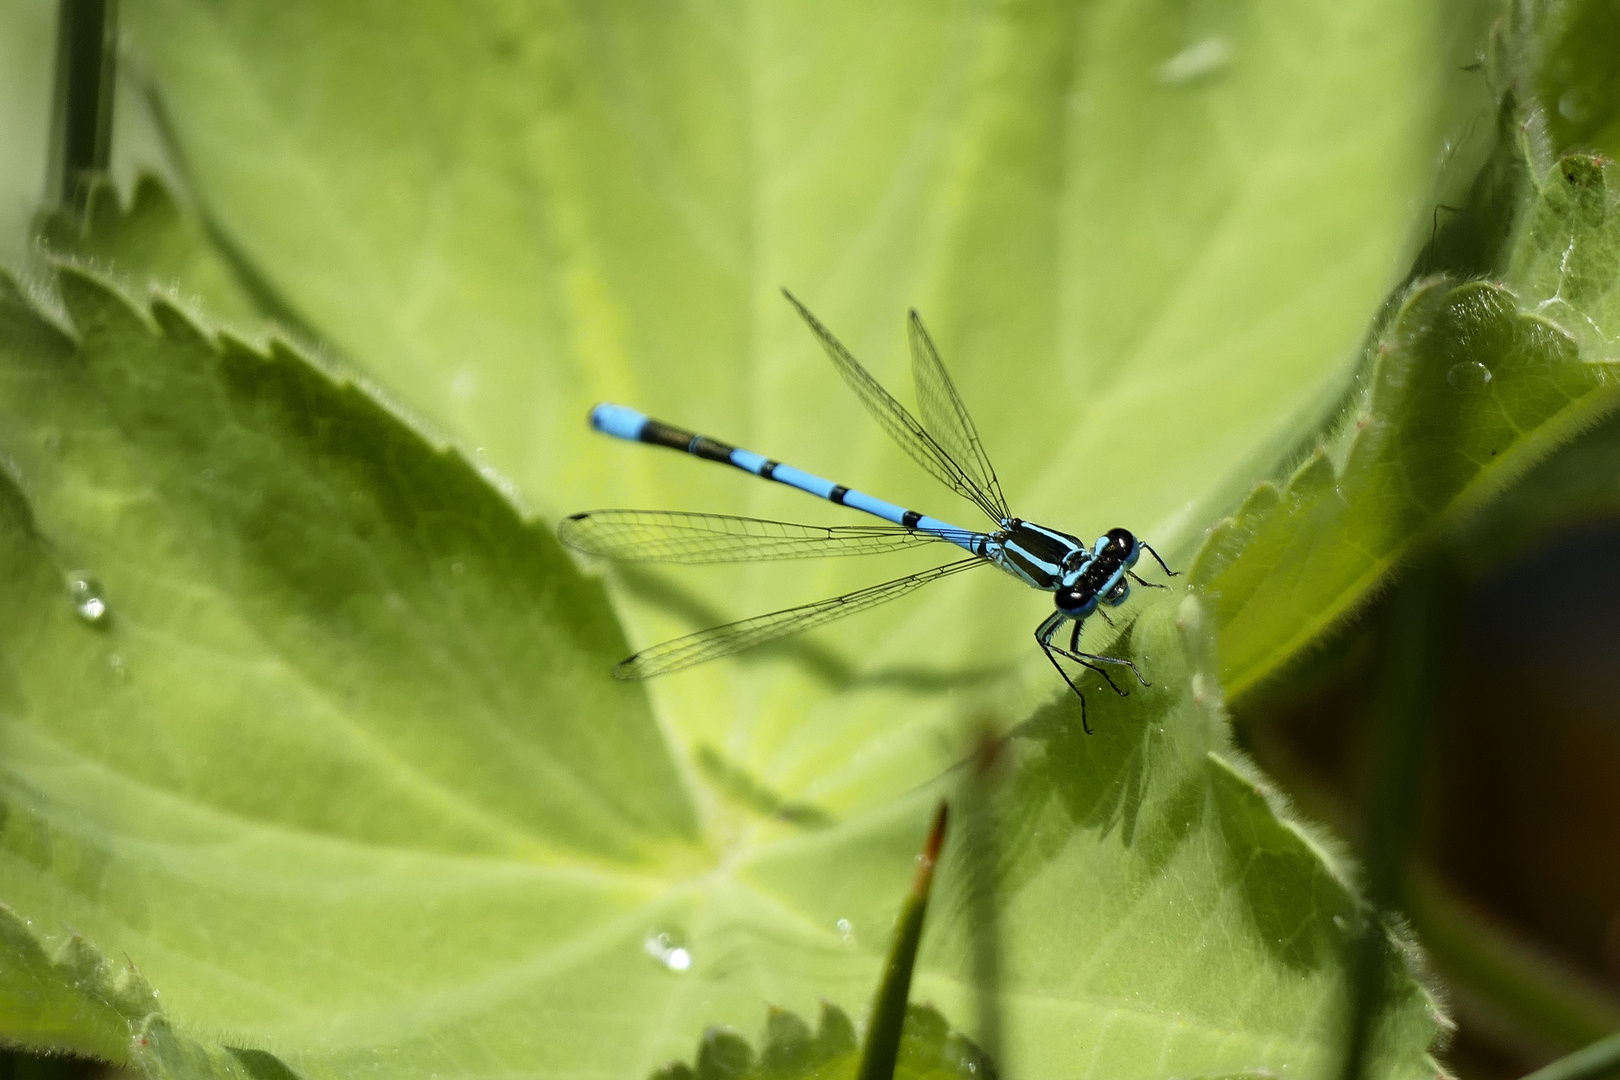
[643,926,692,972]
[1558,88,1594,123]
[836,918,855,944]
[68,576,110,626]
[1445,361,1492,389]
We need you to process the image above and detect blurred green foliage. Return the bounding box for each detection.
[3,2,1620,1080]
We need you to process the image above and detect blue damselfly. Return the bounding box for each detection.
[559,292,1176,729]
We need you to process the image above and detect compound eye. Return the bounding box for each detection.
[1105,527,1139,566]
[1056,586,1098,618]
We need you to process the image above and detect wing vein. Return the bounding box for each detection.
[783,291,1008,523]
[614,557,987,678]
[559,510,982,564]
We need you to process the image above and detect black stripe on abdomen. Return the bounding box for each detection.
[687,436,736,463]
[639,418,698,451]
[639,418,737,463]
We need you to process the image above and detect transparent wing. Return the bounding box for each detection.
[783,290,1007,523]
[559,509,983,565]
[614,557,987,679]
[908,310,1009,520]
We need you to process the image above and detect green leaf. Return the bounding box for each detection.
[0,264,698,1072]
[0,259,1443,1077]
[0,902,130,1062]
[1528,0,1620,157]
[664,596,1444,1080]
[0,899,266,1078]
[1439,151,1620,568]
[650,1001,987,1080]
[1192,153,1620,701]
[929,597,1441,1080]
[1451,406,1620,569]
[1,0,1486,1074]
[119,0,1491,756]
[36,176,266,330]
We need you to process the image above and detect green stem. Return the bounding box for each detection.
[855,801,948,1080]
[1337,575,1448,1080]
[1520,1031,1620,1080]
[48,0,119,213]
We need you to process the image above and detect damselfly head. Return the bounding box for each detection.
[1055,583,1098,618]
[1099,527,1139,567]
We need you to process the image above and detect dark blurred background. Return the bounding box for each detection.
[1236,414,1620,1079]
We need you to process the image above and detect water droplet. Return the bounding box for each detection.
[1156,37,1231,85]
[836,918,856,944]
[68,576,110,626]
[451,370,477,399]
[1446,361,1493,389]
[108,653,126,679]
[1559,88,1594,124]
[643,926,692,972]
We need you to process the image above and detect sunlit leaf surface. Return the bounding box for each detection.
[121,0,1483,746]
[0,263,1441,1078]
[1194,154,1620,700]
[0,1,1533,1077]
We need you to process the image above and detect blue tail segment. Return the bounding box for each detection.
[590,403,649,442]
[586,402,977,551]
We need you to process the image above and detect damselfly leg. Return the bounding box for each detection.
[1140,541,1178,577]
[1034,612,1152,733]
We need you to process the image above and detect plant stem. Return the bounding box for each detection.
[855,801,948,1080]
[48,0,119,214]
[1520,1031,1620,1080]
[1337,573,1449,1080]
